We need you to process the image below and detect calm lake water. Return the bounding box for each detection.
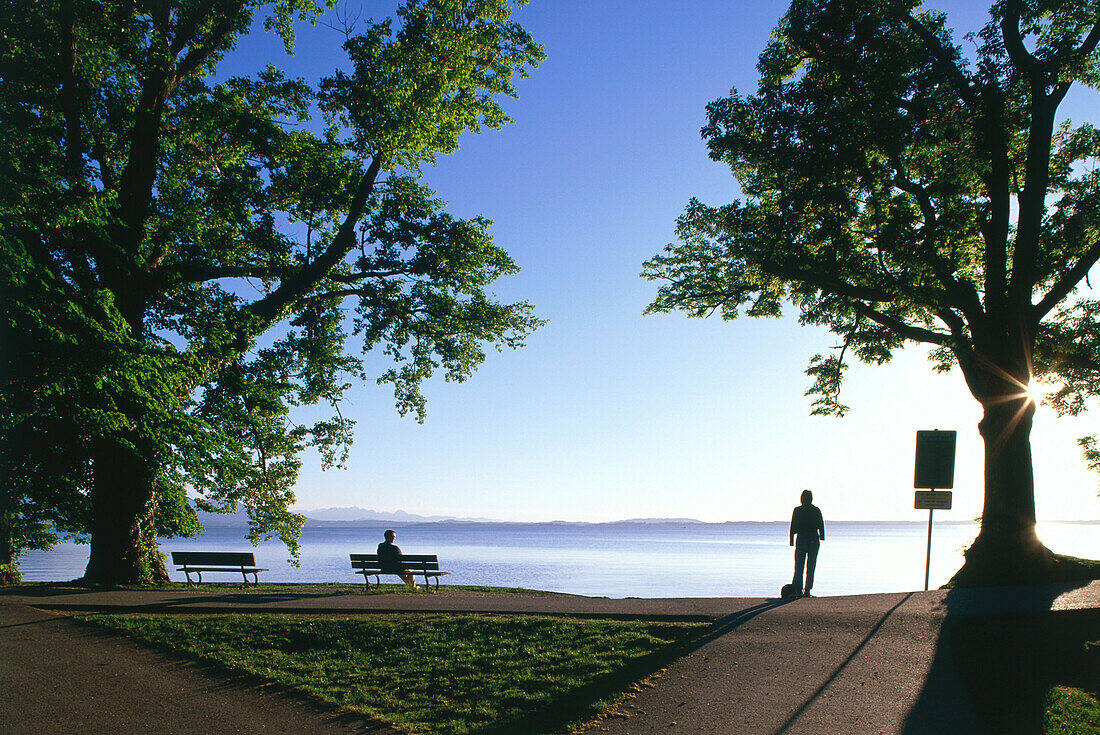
[17,520,1099,598]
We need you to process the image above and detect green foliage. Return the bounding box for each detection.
[642,0,1100,404]
[1,0,543,578]
[0,564,20,585]
[1045,685,1100,735]
[321,0,543,169]
[86,613,705,734]
[1080,437,1100,496]
[644,1,1100,490]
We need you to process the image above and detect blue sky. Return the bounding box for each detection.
[232,1,1099,524]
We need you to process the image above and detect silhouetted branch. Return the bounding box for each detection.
[1034,239,1100,321]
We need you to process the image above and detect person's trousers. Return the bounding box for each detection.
[792,536,820,592]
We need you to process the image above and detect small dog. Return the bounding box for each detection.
[780,583,801,599]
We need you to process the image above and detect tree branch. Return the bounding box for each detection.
[60,0,83,183]
[90,140,118,191]
[848,300,952,347]
[934,306,967,338]
[173,263,288,285]
[892,169,937,229]
[882,171,986,325]
[979,100,1012,321]
[173,261,417,289]
[241,156,385,336]
[1000,1,1039,75]
[172,0,248,87]
[1043,350,1100,374]
[900,12,977,109]
[327,268,413,283]
[1074,21,1100,63]
[769,261,894,303]
[1033,238,1100,321]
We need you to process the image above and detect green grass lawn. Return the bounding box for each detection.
[1045,685,1100,735]
[84,613,707,735]
[73,597,1100,734]
[13,580,579,596]
[124,581,579,596]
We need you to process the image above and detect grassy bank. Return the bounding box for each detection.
[12,580,577,596]
[84,612,707,735]
[1045,685,1100,735]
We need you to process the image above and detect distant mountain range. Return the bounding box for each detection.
[300,508,712,525]
[189,508,1019,527]
[299,506,500,523]
[195,505,711,526]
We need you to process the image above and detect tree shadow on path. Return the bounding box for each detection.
[773,592,915,734]
[902,583,1099,735]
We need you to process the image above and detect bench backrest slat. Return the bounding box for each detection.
[172,551,257,567]
[350,553,440,571]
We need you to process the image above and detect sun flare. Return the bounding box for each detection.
[1021,381,1044,405]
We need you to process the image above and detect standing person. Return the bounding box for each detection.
[789,490,825,597]
[377,529,418,589]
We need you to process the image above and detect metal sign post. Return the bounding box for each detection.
[914,490,953,590]
[914,431,956,591]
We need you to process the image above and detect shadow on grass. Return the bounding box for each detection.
[476,598,796,735]
[0,581,102,598]
[903,582,1099,735]
[67,614,401,734]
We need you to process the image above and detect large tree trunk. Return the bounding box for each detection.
[81,286,171,586]
[0,498,18,584]
[977,397,1040,549]
[952,393,1054,586]
[82,434,169,585]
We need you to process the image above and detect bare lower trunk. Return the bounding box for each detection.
[82,435,169,586]
[952,396,1052,586]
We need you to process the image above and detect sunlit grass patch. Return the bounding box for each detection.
[1045,685,1100,735]
[84,613,706,734]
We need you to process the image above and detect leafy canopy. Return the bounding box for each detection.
[645,0,1100,433]
[0,0,544,563]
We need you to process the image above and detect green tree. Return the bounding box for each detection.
[644,0,1100,585]
[0,0,544,585]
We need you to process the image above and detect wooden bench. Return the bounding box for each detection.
[171,551,267,586]
[350,553,450,592]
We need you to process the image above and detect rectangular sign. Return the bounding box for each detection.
[915,490,953,510]
[914,430,957,489]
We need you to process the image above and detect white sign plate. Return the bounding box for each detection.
[915,490,952,510]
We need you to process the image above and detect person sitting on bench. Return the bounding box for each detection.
[377,529,418,589]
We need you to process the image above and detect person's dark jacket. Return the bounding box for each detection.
[790,504,825,546]
[377,541,403,572]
